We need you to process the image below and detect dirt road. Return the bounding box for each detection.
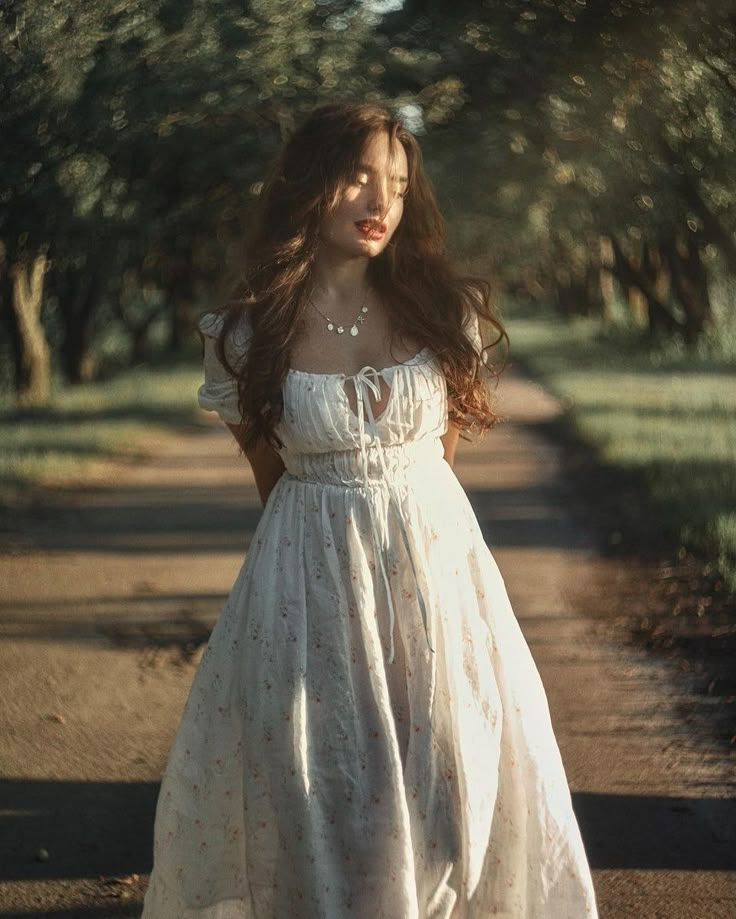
[1,366,734,918]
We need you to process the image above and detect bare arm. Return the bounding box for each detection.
[441,414,461,469]
[226,423,286,507]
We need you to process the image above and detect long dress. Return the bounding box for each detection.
[140,309,599,919]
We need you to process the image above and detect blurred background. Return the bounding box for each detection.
[1,0,735,593]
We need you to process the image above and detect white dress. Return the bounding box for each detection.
[141,310,599,919]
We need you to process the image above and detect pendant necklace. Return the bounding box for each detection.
[307,290,369,337]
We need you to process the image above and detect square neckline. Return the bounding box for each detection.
[287,346,431,380]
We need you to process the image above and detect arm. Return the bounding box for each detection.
[198,312,285,504]
[441,414,461,469]
[226,423,286,507]
[442,298,488,469]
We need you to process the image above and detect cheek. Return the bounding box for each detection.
[319,214,338,241]
[338,190,362,215]
[334,200,361,227]
[389,199,405,229]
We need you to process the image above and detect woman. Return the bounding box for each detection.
[142,102,599,918]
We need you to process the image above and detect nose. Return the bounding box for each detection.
[368,185,385,214]
[369,202,386,222]
[367,179,392,219]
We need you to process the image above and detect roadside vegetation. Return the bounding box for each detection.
[502,286,736,592]
[0,354,203,511]
[3,0,734,597]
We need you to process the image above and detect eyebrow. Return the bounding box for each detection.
[356,163,409,184]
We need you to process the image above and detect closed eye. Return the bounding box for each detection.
[352,173,408,199]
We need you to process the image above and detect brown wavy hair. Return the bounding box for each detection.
[210,101,509,450]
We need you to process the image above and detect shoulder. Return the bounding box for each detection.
[198,309,252,370]
[198,311,224,339]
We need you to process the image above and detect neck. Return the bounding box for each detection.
[310,249,371,303]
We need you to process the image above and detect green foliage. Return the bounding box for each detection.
[387,1,736,293]
[504,294,736,590]
[1,0,735,393]
[0,357,204,504]
[0,0,389,390]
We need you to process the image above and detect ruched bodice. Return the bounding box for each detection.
[276,347,447,466]
[141,309,599,919]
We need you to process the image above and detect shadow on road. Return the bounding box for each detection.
[0,778,733,912]
[0,779,156,885]
[2,410,735,915]
[574,790,736,871]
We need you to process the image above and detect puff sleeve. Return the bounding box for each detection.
[197,311,252,425]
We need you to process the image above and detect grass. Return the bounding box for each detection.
[501,297,736,591]
[0,358,205,509]
[4,303,736,596]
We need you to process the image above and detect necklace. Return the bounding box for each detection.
[307,290,369,337]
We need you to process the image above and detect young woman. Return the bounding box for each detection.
[142,102,598,918]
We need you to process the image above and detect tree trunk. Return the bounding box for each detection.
[598,236,616,325]
[553,261,591,317]
[585,260,603,318]
[131,318,157,363]
[609,235,684,338]
[161,252,194,354]
[627,287,648,327]
[678,175,736,278]
[0,244,24,390]
[58,271,100,383]
[653,133,736,276]
[665,236,713,346]
[10,254,51,406]
[641,242,676,337]
[553,268,574,316]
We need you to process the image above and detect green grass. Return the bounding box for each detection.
[0,360,204,505]
[502,299,736,591]
[4,305,736,595]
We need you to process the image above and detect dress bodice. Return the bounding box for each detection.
[276,351,448,483]
[197,311,461,485]
[197,311,460,666]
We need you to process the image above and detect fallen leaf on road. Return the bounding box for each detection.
[100,874,140,886]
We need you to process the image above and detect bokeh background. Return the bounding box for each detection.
[2,0,735,593]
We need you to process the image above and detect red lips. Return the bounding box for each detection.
[355,220,387,237]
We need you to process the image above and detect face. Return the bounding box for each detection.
[318,131,409,258]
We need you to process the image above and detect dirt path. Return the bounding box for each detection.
[0,367,734,918]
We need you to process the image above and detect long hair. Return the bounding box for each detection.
[211,101,509,450]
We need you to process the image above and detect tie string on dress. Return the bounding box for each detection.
[351,366,435,665]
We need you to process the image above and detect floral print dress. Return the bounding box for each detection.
[141,310,599,919]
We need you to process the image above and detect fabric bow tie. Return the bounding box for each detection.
[350,366,434,666]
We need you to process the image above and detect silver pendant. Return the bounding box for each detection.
[308,294,368,337]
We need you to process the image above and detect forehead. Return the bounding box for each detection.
[359,132,408,176]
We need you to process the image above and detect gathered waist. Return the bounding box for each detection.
[279,436,443,664]
[281,437,445,488]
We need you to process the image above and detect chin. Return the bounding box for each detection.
[360,235,390,253]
